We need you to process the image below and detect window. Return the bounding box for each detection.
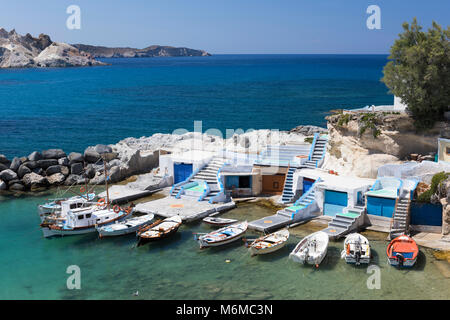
[86,213,92,219]
[77,215,84,220]
[70,204,76,209]
[446,147,450,155]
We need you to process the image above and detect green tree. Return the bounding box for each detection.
[382,18,450,129]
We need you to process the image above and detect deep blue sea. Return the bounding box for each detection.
[0,54,393,159]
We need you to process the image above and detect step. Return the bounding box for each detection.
[329,221,351,229]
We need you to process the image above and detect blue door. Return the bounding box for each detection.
[366,196,396,218]
[174,163,193,184]
[303,178,315,194]
[324,190,348,216]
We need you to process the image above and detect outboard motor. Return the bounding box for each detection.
[396,253,404,267]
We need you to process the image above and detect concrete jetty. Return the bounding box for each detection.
[99,173,171,204]
[134,197,236,222]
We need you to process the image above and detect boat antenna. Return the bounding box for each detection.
[103,155,110,210]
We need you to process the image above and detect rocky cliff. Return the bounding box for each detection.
[72,44,211,58]
[323,111,447,178]
[0,28,106,68]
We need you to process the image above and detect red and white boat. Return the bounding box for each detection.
[386,235,419,268]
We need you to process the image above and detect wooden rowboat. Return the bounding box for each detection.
[202,216,238,227]
[197,221,248,249]
[136,215,182,246]
[248,229,289,256]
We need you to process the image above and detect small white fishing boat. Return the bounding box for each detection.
[196,221,248,249]
[97,214,155,238]
[137,215,182,246]
[248,229,289,256]
[43,205,133,238]
[341,233,371,265]
[38,193,96,222]
[289,231,329,267]
[202,216,238,227]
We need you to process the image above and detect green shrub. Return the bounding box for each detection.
[304,137,314,144]
[417,171,449,203]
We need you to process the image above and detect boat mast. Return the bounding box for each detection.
[103,156,110,210]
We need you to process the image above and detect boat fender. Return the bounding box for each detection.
[346,244,350,255]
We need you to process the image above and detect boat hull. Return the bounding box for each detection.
[42,211,132,238]
[198,233,244,248]
[250,241,286,256]
[137,226,180,246]
[388,257,417,267]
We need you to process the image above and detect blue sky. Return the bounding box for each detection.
[1,0,448,53]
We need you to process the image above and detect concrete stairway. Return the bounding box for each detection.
[389,197,411,239]
[304,135,327,169]
[170,157,226,201]
[279,166,298,204]
[322,206,365,240]
[277,184,318,218]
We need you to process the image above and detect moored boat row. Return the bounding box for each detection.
[37,190,420,268]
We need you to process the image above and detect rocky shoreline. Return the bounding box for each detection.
[0,125,326,193]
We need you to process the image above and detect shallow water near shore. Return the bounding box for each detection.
[0,191,448,300]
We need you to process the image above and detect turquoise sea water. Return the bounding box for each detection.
[0,190,448,300]
[0,54,393,159]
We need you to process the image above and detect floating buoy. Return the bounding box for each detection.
[225,259,231,263]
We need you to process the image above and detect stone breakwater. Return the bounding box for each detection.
[0,143,159,192]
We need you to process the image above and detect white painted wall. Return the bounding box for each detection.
[159,150,215,183]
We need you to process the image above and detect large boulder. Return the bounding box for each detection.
[58,157,69,166]
[17,164,31,178]
[0,169,18,181]
[9,182,25,191]
[10,157,22,171]
[109,166,121,183]
[47,173,66,185]
[28,151,42,161]
[61,166,70,176]
[0,154,10,165]
[84,148,101,163]
[0,179,6,190]
[94,144,112,154]
[37,159,58,169]
[0,163,8,172]
[42,149,66,159]
[84,165,96,179]
[68,152,84,163]
[23,161,39,169]
[46,165,62,176]
[70,162,84,175]
[22,172,48,189]
[32,167,44,175]
[64,174,85,186]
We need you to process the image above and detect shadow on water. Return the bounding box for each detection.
[252,244,292,262]
[199,239,247,255]
[315,246,342,271]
